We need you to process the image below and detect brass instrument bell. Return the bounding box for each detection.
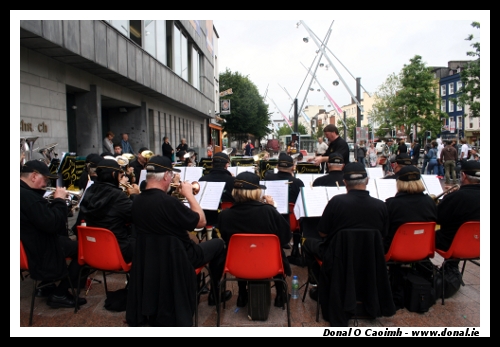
[122,153,136,162]
[141,150,154,160]
[221,147,233,156]
[116,155,129,167]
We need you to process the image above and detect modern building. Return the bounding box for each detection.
[19,20,221,168]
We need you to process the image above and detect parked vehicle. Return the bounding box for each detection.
[348,142,355,152]
[265,139,280,155]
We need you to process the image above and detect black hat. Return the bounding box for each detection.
[391,153,412,165]
[86,153,102,168]
[138,147,149,154]
[328,152,344,164]
[234,172,266,190]
[397,165,421,181]
[461,160,480,177]
[96,159,123,174]
[21,160,58,179]
[343,162,367,180]
[213,152,230,163]
[100,151,113,158]
[277,153,294,168]
[146,156,181,173]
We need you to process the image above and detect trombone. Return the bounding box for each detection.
[430,184,460,204]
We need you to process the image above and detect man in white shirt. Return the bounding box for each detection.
[436,138,445,179]
[459,138,470,162]
[315,137,328,173]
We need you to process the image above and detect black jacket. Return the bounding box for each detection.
[126,234,197,327]
[20,180,69,280]
[319,228,396,326]
[162,141,174,157]
[79,181,135,262]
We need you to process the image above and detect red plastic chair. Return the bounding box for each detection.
[21,240,77,326]
[436,221,480,305]
[217,233,291,327]
[75,226,132,312]
[385,222,437,263]
[289,202,300,233]
[220,201,233,211]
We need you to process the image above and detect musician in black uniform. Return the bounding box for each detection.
[302,162,389,300]
[384,165,437,253]
[312,152,346,187]
[382,153,412,180]
[20,160,88,308]
[436,160,480,265]
[198,151,236,232]
[309,124,350,167]
[130,147,149,186]
[216,172,291,308]
[78,153,102,191]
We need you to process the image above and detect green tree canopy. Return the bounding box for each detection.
[457,21,480,118]
[219,68,272,142]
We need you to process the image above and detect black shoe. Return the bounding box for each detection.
[274,294,284,308]
[208,290,232,306]
[47,293,87,308]
[236,292,248,307]
[282,243,291,250]
[36,283,56,297]
[309,287,318,302]
[199,286,210,295]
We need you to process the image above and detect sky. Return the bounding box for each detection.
[213,12,489,127]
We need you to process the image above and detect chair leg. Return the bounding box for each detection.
[301,282,309,302]
[29,280,38,326]
[460,260,467,277]
[441,260,446,305]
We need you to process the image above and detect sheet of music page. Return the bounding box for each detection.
[374,178,398,202]
[365,177,379,199]
[176,167,204,182]
[325,186,347,199]
[260,180,289,214]
[227,166,255,176]
[293,191,305,219]
[366,167,385,179]
[421,174,444,197]
[300,186,330,217]
[295,173,324,187]
[195,181,226,210]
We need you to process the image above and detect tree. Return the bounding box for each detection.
[369,56,443,141]
[336,117,357,141]
[219,68,272,142]
[457,21,480,118]
[275,123,307,138]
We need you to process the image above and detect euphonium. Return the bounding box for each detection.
[141,150,154,161]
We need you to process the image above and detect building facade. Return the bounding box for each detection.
[20,20,218,161]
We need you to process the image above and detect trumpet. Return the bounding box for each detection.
[170,180,200,201]
[430,184,460,204]
[42,187,82,214]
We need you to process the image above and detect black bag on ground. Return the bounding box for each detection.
[247,281,271,321]
[404,272,435,313]
[104,288,128,312]
[435,262,464,299]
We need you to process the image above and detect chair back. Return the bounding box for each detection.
[224,233,285,280]
[289,203,300,233]
[220,201,233,210]
[20,240,29,271]
[77,226,132,272]
[385,222,436,263]
[437,221,480,259]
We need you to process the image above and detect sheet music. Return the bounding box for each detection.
[175,167,204,182]
[195,181,226,210]
[294,191,305,219]
[138,169,147,188]
[260,180,289,214]
[421,174,444,197]
[295,173,325,187]
[300,187,330,217]
[374,178,398,201]
[227,166,255,176]
[366,177,379,199]
[325,186,347,199]
[366,167,384,179]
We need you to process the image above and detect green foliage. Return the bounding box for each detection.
[457,21,480,118]
[219,68,272,142]
[275,123,308,137]
[369,55,443,141]
[336,117,357,141]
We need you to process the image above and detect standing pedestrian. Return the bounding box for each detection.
[315,137,328,173]
[367,142,378,168]
[440,140,458,185]
[459,138,470,163]
[103,131,115,154]
[411,140,421,167]
[436,138,445,179]
[426,141,439,175]
[421,139,432,174]
[244,140,254,156]
[176,138,188,160]
[161,136,174,161]
[354,140,367,167]
[121,133,135,155]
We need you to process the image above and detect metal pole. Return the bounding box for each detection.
[343,111,347,140]
[294,99,298,133]
[354,77,361,144]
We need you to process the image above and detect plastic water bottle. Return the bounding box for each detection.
[81,220,86,226]
[291,275,299,299]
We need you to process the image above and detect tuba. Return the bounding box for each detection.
[38,143,58,165]
[21,136,39,164]
[183,150,196,167]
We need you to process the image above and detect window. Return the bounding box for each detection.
[457,81,462,91]
[144,20,156,58]
[441,84,446,96]
[449,100,455,113]
[457,116,462,131]
[110,20,129,37]
[173,24,189,81]
[441,100,446,112]
[457,102,463,112]
[190,46,200,90]
[129,20,142,46]
[449,82,454,95]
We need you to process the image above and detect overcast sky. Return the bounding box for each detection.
[214,12,489,126]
